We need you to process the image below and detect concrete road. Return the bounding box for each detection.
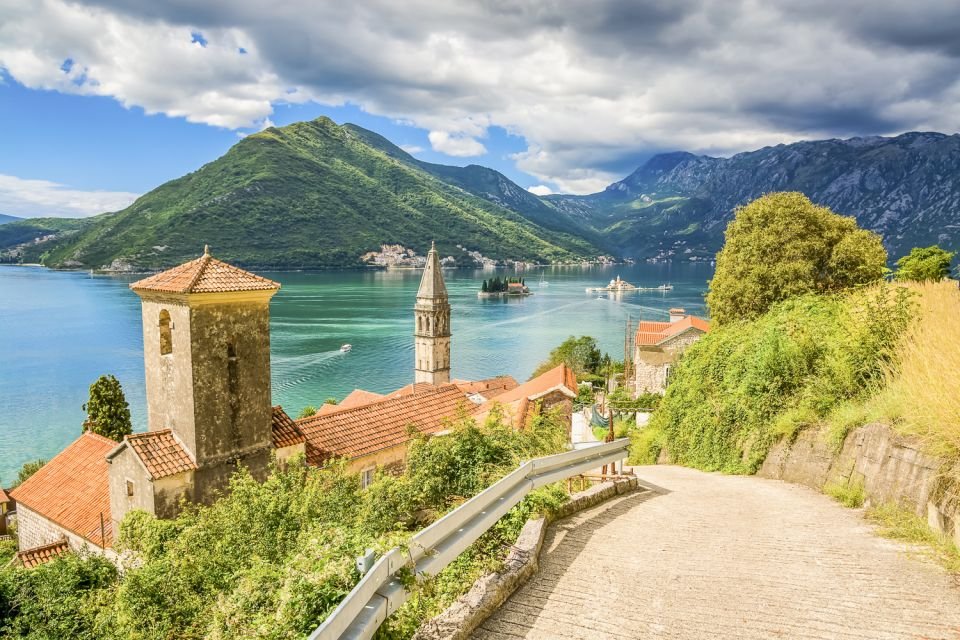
[473,465,960,639]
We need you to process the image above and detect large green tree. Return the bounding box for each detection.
[706,192,887,324]
[82,375,133,442]
[532,335,602,378]
[894,245,955,283]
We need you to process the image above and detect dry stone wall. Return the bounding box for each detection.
[759,422,960,545]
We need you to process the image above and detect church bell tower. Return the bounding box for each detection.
[414,242,451,385]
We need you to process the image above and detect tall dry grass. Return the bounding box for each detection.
[875,281,960,458]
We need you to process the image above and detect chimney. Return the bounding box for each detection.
[669,308,686,323]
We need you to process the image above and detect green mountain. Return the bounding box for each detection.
[0,214,21,225]
[16,118,601,270]
[0,217,90,264]
[547,133,960,261]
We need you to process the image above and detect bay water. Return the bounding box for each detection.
[0,262,713,484]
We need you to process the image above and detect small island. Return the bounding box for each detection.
[478,276,532,297]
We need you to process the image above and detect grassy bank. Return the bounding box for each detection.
[631,284,913,473]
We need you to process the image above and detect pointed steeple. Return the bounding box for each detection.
[417,241,447,299]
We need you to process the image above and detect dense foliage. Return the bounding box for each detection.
[634,286,913,473]
[706,192,887,325]
[0,410,569,639]
[531,335,604,378]
[12,118,599,270]
[480,276,525,293]
[894,245,955,283]
[82,375,133,442]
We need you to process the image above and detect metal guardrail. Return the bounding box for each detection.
[309,438,630,640]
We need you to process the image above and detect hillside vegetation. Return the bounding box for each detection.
[18,118,600,270]
[0,410,570,639]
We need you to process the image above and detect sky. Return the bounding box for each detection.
[1,0,959,218]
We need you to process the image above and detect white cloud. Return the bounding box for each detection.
[1,0,959,193]
[0,174,139,218]
[427,131,487,157]
[400,144,424,154]
[527,184,553,196]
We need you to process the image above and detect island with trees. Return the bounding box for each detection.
[478,276,532,298]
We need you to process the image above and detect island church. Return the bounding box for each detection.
[10,243,578,566]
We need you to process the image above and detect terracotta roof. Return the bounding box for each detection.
[453,376,519,400]
[119,430,197,480]
[385,382,439,399]
[129,249,280,294]
[296,384,467,464]
[16,540,69,568]
[316,403,341,416]
[339,389,385,409]
[272,406,306,448]
[490,364,577,405]
[472,365,577,428]
[0,487,9,503]
[635,315,710,346]
[10,431,115,548]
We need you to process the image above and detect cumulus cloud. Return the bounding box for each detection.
[527,185,553,196]
[0,174,139,218]
[1,0,959,193]
[427,131,487,157]
[400,144,424,154]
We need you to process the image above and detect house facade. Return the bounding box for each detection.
[633,308,710,394]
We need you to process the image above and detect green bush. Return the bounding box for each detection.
[0,410,570,639]
[824,480,866,508]
[707,192,887,325]
[894,245,955,283]
[642,285,913,473]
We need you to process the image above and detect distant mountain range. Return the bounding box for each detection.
[1,121,958,270]
[0,214,21,225]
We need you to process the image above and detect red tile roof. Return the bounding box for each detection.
[121,430,197,479]
[453,376,519,400]
[296,384,467,464]
[385,382,438,399]
[272,406,306,448]
[489,364,577,405]
[635,315,710,346]
[339,389,385,409]
[10,432,115,548]
[130,249,280,294]
[0,487,9,503]
[472,365,577,428]
[16,540,69,568]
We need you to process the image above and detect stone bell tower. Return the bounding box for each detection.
[414,242,451,385]
[129,246,281,503]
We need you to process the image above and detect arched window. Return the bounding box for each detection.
[159,310,173,355]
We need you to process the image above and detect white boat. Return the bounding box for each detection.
[340,344,352,353]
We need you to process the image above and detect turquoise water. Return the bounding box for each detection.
[0,263,712,484]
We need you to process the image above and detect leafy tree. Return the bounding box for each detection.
[81,375,132,441]
[532,335,603,378]
[11,459,46,489]
[895,245,955,283]
[297,406,318,419]
[707,192,887,325]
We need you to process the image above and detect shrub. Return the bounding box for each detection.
[707,192,887,325]
[824,480,866,508]
[894,245,955,283]
[643,285,913,473]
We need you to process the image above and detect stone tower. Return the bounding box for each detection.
[414,242,451,385]
[129,246,281,503]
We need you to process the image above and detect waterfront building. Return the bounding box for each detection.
[632,308,710,394]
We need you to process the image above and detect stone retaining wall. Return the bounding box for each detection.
[759,422,959,545]
[414,477,640,640]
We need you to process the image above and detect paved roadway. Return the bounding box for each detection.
[472,465,960,640]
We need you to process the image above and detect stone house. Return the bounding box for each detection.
[10,248,285,564]
[472,364,579,433]
[633,309,710,394]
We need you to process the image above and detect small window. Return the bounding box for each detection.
[126,480,134,497]
[360,467,375,489]
[159,310,173,355]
